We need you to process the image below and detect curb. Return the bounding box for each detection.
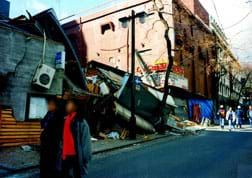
[0,133,172,174]
[92,133,172,154]
[1,132,189,176]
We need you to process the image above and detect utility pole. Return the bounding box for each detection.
[129,10,136,139]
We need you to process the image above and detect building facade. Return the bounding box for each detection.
[210,18,242,106]
[64,0,216,98]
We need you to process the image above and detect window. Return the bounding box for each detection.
[198,46,205,60]
[27,96,48,120]
[190,25,194,36]
[101,22,115,34]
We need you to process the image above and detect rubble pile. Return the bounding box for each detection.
[84,61,204,138]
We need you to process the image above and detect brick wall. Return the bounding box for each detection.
[180,0,209,25]
[173,1,214,98]
[194,0,209,25]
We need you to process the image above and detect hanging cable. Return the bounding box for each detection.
[224,9,252,30]
[211,0,224,30]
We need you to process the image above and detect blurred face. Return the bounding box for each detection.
[249,106,252,110]
[63,91,71,100]
[48,101,57,112]
[66,101,77,114]
[229,107,232,111]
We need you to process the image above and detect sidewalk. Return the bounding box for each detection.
[0,133,174,175]
[206,124,252,132]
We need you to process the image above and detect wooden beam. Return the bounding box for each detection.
[0,128,41,132]
[0,135,40,139]
[0,132,41,135]
[0,141,40,147]
[1,125,41,129]
[0,138,40,143]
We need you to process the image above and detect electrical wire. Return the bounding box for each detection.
[211,0,224,30]
[224,9,252,30]
[59,0,126,21]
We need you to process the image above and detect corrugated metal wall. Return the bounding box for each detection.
[0,26,65,121]
[0,107,41,147]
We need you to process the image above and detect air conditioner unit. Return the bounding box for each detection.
[32,64,56,89]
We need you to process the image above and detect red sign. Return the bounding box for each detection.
[136,63,184,75]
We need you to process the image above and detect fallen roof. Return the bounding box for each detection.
[32,8,87,90]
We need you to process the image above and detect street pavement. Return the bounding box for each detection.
[4,126,252,178]
[88,128,252,178]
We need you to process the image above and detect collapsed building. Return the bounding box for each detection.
[0,0,213,146]
[63,0,216,124]
[0,9,87,146]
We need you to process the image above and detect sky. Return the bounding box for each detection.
[7,0,252,64]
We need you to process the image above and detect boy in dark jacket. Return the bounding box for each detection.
[40,98,64,178]
[235,105,243,128]
[62,99,92,178]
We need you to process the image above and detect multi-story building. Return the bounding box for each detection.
[210,18,242,106]
[64,0,215,95]
[63,0,218,121]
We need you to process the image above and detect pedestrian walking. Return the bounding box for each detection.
[247,105,252,127]
[217,105,225,129]
[235,105,243,128]
[226,107,236,131]
[217,105,226,129]
[61,99,92,178]
[40,97,64,178]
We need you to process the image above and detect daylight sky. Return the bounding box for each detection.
[8,0,252,64]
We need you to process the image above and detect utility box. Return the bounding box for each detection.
[55,51,66,70]
[32,64,56,89]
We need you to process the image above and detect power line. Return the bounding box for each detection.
[211,0,224,30]
[224,9,252,30]
[59,0,126,21]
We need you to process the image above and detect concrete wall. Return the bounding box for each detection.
[64,0,175,73]
[64,0,214,98]
[0,26,64,121]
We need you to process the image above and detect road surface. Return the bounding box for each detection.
[5,129,252,178]
[88,130,252,178]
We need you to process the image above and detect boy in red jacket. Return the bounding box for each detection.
[62,99,92,178]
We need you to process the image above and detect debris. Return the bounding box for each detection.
[120,129,129,140]
[107,132,120,140]
[99,82,110,95]
[98,132,108,140]
[115,101,156,133]
[20,145,32,152]
[91,137,98,142]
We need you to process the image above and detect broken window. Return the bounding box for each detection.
[101,22,115,34]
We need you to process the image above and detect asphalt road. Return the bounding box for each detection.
[88,130,252,178]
